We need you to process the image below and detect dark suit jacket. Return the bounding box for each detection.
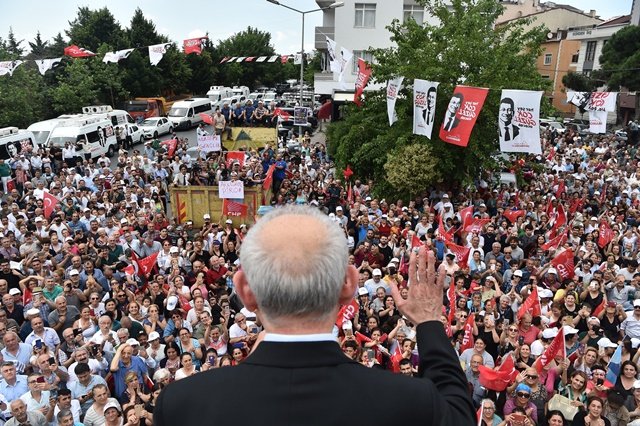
[154,322,474,425]
[442,115,460,132]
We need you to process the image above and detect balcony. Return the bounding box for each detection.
[315,26,335,50]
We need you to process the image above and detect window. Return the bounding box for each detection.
[403,5,424,24]
[352,51,374,73]
[355,3,376,28]
[585,41,597,62]
[544,53,552,65]
[571,53,579,63]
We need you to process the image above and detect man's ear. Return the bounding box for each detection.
[338,265,358,306]
[233,270,258,312]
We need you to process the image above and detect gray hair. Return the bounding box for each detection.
[57,409,73,422]
[153,368,171,382]
[240,206,349,323]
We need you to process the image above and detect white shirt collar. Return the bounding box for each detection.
[263,332,337,343]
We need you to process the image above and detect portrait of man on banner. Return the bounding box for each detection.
[441,93,463,132]
[498,97,520,144]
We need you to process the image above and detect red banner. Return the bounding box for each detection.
[439,85,489,147]
[199,113,213,125]
[517,285,541,319]
[459,205,474,230]
[438,214,454,242]
[555,203,567,228]
[479,356,518,391]
[43,192,60,218]
[550,248,575,280]
[353,58,372,106]
[64,45,96,58]
[263,164,275,190]
[598,221,616,248]
[226,151,245,168]
[447,283,456,324]
[335,299,359,328]
[503,209,525,223]
[183,37,207,55]
[464,218,491,233]
[459,314,475,353]
[534,328,565,373]
[137,252,159,277]
[273,108,291,120]
[555,179,566,198]
[445,241,471,269]
[540,232,567,251]
[223,199,248,217]
[161,139,178,158]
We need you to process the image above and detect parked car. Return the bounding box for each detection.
[140,117,173,139]
[539,119,565,134]
[126,124,144,145]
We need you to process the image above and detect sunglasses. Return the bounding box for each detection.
[509,328,518,332]
[516,392,530,398]
[526,375,538,379]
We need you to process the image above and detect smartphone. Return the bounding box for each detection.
[208,355,216,365]
[596,378,604,386]
[518,336,524,345]
[48,357,56,366]
[90,308,95,316]
[35,339,43,349]
[36,376,45,383]
[135,404,142,418]
[511,413,526,425]
[366,349,375,359]
[251,326,259,334]
[73,328,82,337]
[503,319,510,327]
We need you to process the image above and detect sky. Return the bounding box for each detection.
[0,0,634,55]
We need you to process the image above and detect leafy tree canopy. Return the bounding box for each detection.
[595,25,640,91]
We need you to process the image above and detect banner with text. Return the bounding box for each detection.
[353,58,372,106]
[498,90,543,154]
[413,79,439,139]
[386,76,403,126]
[218,180,245,199]
[439,85,489,147]
[197,134,221,152]
[588,92,617,134]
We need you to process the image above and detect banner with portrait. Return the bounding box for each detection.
[439,85,489,147]
[413,79,439,139]
[498,90,543,154]
[386,76,403,126]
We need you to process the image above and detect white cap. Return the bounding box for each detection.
[167,295,178,311]
[547,267,557,275]
[634,299,640,307]
[597,337,617,348]
[542,327,558,339]
[365,196,372,201]
[358,287,369,296]
[8,288,20,296]
[169,246,179,254]
[120,218,128,224]
[226,219,233,224]
[563,325,579,335]
[103,401,121,414]
[69,269,79,276]
[125,338,140,346]
[372,268,382,276]
[588,316,600,324]
[539,289,553,298]
[26,308,40,317]
[390,258,399,263]
[203,213,211,219]
[513,270,523,277]
[336,206,342,211]
[148,331,160,341]
[34,217,43,222]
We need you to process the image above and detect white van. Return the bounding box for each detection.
[167,98,213,130]
[48,116,118,159]
[232,86,250,99]
[27,119,66,146]
[206,86,233,104]
[0,127,38,160]
[81,105,134,132]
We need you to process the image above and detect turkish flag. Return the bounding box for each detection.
[353,58,372,106]
[517,285,541,319]
[598,221,616,248]
[43,192,60,218]
[540,232,567,251]
[445,241,471,269]
[411,234,423,249]
[459,314,475,352]
[479,356,518,391]
[183,37,207,55]
[226,151,245,168]
[592,299,606,317]
[569,197,585,216]
[555,203,567,228]
[503,209,525,223]
[555,179,566,198]
[280,55,290,64]
[550,248,575,280]
[464,218,491,233]
[459,206,474,230]
[136,252,159,277]
[439,85,489,147]
[335,298,359,328]
[222,199,248,217]
[199,113,213,125]
[64,45,96,57]
[545,198,554,218]
[534,328,565,373]
[273,108,291,120]
[161,139,178,158]
[6,179,15,193]
[343,165,354,180]
[263,164,275,190]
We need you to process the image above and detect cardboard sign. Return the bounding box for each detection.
[197,134,221,152]
[218,180,245,199]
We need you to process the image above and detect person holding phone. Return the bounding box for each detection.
[21,373,52,414]
[503,383,538,425]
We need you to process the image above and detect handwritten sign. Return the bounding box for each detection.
[197,134,221,152]
[218,180,245,199]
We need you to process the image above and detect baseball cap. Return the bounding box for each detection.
[69,269,79,276]
[563,325,579,335]
[203,214,211,219]
[541,328,558,339]
[513,270,523,277]
[597,337,617,348]
[148,331,160,341]
[167,296,178,311]
[547,267,557,275]
[103,401,121,414]
[169,246,179,254]
[372,269,382,276]
[634,299,640,307]
[358,287,369,296]
[336,206,342,211]
[225,219,233,224]
[8,288,20,296]
[125,338,140,347]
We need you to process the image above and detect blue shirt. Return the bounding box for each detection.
[112,357,148,401]
[69,374,107,414]
[0,374,28,402]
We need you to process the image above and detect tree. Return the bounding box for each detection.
[328,0,549,195]
[6,27,24,57]
[596,25,640,91]
[66,7,126,51]
[49,59,98,114]
[27,32,49,59]
[127,8,167,48]
[561,71,598,92]
[0,66,46,128]
[48,33,67,57]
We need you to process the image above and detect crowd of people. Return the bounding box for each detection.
[0,109,638,425]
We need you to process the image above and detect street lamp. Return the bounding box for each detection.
[267,0,344,136]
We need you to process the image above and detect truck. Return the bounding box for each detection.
[123,95,191,122]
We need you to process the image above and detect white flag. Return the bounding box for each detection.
[413,79,439,139]
[0,61,23,76]
[386,77,403,126]
[589,110,608,134]
[148,43,170,66]
[338,48,353,90]
[294,54,302,65]
[236,57,246,63]
[102,48,134,64]
[256,56,267,62]
[498,89,543,154]
[588,92,617,133]
[268,55,279,62]
[326,37,337,62]
[35,58,62,75]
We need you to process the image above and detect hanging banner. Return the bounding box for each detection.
[338,48,352,90]
[589,110,608,134]
[353,58,372,106]
[293,54,302,65]
[219,181,245,199]
[197,134,221,152]
[0,61,24,76]
[64,45,95,58]
[102,48,134,64]
[35,58,62,75]
[566,91,592,112]
[588,92,618,134]
[183,37,207,55]
[413,79,439,138]
[326,37,338,63]
[498,90,543,154]
[386,76,403,126]
[149,43,170,66]
[439,85,489,147]
[293,107,309,126]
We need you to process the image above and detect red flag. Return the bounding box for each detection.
[183,37,207,55]
[398,251,408,276]
[6,179,15,193]
[534,328,565,373]
[64,45,95,57]
[445,241,471,269]
[546,147,555,161]
[222,199,248,217]
[439,85,489,147]
[161,139,178,158]
[280,55,290,64]
[136,252,159,277]
[477,406,484,426]
[459,206,474,229]
[555,179,566,199]
[199,113,213,125]
[479,356,518,391]
[569,197,585,216]
[226,151,245,168]
[335,298,359,328]
[517,286,541,319]
[123,264,136,276]
[598,221,616,248]
[343,165,354,180]
[263,164,275,190]
[459,314,475,352]
[545,198,554,218]
[219,56,230,63]
[245,57,255,62]
[447,283,456,324]
[592,299,606,317]
[438,214,454,242]
[347,183,353,205]
[600,184,607,204]
[540,232,567,251]
[353,58,372,106]
[503,209,525,223]
[43,192,60,218]
[555,203,567,228]
[411,234,423,249]
[273,108,291,120]
[550,248,575,280]
[464,218,491,233]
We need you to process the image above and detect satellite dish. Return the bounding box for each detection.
[547,32,554,39]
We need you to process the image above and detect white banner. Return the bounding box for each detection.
[588,92,617,112]
[386,76,403,126]
[0,61,23,76]
[219,180,245,199]
[413,79,439,139]
[498,90,543,155]
[567,91,617,133]
[103,48,134,64]
[338,48,352,90]
[326,37,337,63]
[566,91,591,111]
[35,58,61,75]
[589,110,608,134]
[293,54,302,65]
[148,43,170,66]
[197,134,221,152]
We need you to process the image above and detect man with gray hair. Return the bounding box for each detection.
[155,206,474,425]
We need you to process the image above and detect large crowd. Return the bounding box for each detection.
[0,112,638,426]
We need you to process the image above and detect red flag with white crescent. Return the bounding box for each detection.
[464,218,491,233]
[438,214,454,242]
[540,232,566,251]
[459,205,474,230]
[136,252,159,278]
[503,209,525,223]
[64,45,95,58]
[198,113,213,125]
[43,192,60,218]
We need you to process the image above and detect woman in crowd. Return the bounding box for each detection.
[503,383,537,425]
[615,360,639,400]
[572,396,611,426]
[174,352,198,381]
[159,342,181,380]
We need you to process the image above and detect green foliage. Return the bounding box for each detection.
[384,143,442,198]
[562,71,598,92]
[27,32,49,59]
[0,66,45,128]
[48,33,67,57]
[329,0,549,197]
[66,7,127,51]
[596,25,640,91]
[186,49,217,96]
[6,28,24,57]
[49,59,98,115]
